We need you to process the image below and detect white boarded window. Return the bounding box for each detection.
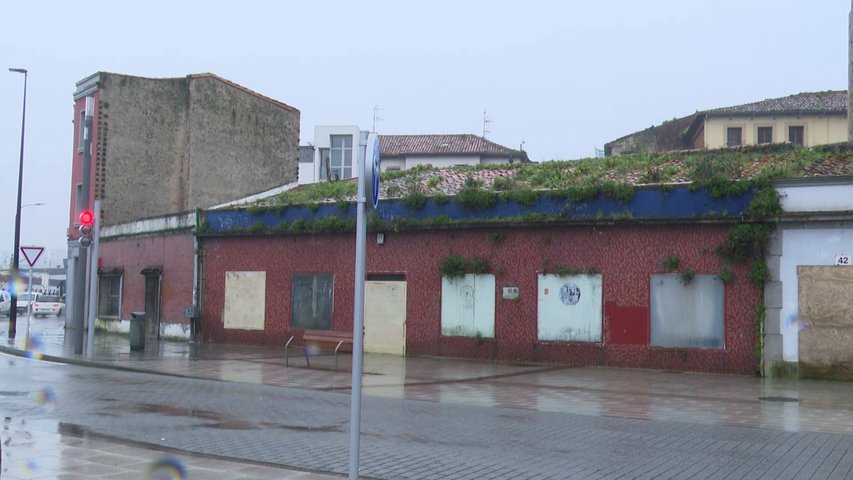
[223,271,266,330]
[538,274,602,342]
[441,274,495,337]
[650,274,724,348]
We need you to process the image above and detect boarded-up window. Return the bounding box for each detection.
[757,126,773,144]
[538,274,602,342]
[788,126,805,146]
[650,274,724,348]
[224,271,266,330]
[98,274,122,317]
[726,127,742,147]
[441,274,495,337]
[292,274,334,330]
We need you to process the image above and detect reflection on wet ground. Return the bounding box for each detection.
[4,316,853,477]
[0,416,340,480]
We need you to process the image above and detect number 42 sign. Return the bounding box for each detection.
[836,255,852,266]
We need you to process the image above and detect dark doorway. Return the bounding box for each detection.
[141,267,162,340]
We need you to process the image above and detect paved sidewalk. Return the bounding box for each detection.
[3,315,853,479]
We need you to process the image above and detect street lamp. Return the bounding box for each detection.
[8,67,27,340]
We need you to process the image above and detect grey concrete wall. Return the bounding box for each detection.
[96,73,300,225]
[98,74,191,224]
[186,76,299,209]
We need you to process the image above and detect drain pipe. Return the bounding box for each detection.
[191,208,201,342]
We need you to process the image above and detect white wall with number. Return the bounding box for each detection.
[537,274,602,342]
[779,224,853,361]
[441,274,495,337]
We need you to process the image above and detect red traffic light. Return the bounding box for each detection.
[79,210,94,226]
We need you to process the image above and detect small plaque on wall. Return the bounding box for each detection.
[836,255,851,266]
[502,286,519,300]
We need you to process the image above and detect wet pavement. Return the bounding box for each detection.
[2,315,853,479]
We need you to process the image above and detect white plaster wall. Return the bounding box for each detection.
[313,125,361,180]
[779,225,853,361]
[406,155,482,169]
[380,158,405,171]
[704,115,847,149]
[778,184,853,212]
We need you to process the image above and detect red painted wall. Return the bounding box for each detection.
[99,233,194,326]
[68,91,100,238]
[201,224,760,374]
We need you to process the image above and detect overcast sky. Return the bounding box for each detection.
[0,0,848,263]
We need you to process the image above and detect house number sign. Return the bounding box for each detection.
[836,255,851,266]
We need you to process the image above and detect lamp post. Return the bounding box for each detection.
[8,67,27,340]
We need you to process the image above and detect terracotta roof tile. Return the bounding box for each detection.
[706,91,846,117]
[379,134,527,160]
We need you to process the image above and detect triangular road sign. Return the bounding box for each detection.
[21,246,44,268]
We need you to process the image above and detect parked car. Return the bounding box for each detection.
[15,292,39,315]
[32,295,64,317]
[0,292,9,316]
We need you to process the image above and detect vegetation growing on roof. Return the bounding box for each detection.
[235,143,850,210]
[401,191,427,210]
[456,187,497,210]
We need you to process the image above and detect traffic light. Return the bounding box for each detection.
[78,210,94,248]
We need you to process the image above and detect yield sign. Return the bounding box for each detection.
[20,246,44,268]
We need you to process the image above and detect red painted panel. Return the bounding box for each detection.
[68,91,100,237]
[606,303,648,345]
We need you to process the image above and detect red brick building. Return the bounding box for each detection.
[199,185,762,375]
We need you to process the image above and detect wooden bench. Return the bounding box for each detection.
[285,330,353,371]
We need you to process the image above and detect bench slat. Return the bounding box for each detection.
[284,330,354,371]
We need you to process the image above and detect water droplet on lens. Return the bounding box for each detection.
[148,456,186,480]
[36,387,56,412]
[23,458,39,473]
[26,334,44,360]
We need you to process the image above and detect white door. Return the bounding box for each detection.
[364,280,407,355]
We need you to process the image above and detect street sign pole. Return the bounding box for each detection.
[86,200,101,358]
[349,133,379,479]
[73,96,94,355]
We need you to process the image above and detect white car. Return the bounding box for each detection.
[32,295,65,317]
[0,292,9,316]
[15,293,39,315]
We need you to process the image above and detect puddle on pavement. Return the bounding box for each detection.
[758,396,800,402]
[0,391,29,396]
[130,403,224,421]
[59,422,91,437]
[126,402,340,432]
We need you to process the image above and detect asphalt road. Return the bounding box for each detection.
[3,355,853,480]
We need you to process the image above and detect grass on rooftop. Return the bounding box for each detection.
[262,144,848,207]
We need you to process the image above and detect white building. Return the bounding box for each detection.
[765,176,853,378]
[299,126,529,185]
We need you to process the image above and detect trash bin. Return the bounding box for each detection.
[130,311,146,351]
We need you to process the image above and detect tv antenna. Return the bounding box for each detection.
[482,109,492,138]
[372,105,385,133]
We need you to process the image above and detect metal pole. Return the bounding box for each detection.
[27,266,32,317]
[86,200,101,357]
[73,96,94,354]
[348,135,368,479]
[7,68,27,340]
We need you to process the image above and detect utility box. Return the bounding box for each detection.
[502,286,520,300]
[130,311,146,351]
